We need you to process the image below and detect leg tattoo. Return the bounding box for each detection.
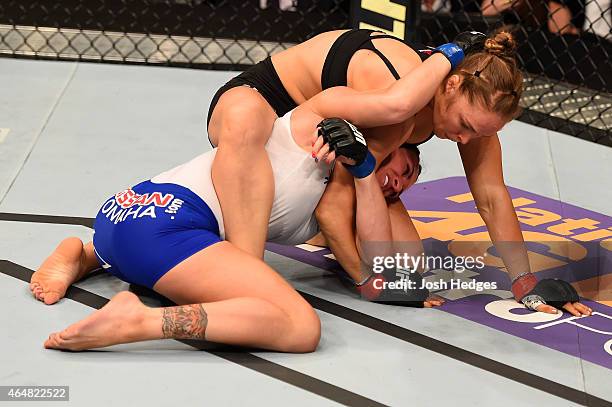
[161,304,208,340]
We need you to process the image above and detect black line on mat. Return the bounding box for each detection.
[0,212,94,228]
[3,212,611,406]
[300,292,611,407]
[0,260,385,407]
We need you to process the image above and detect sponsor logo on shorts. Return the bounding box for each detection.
[101,188,185,224]
[115,188,174,209]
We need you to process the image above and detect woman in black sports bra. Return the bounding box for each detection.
[207,29,434,142]
[207,29,436,147]
[206,29,569,315]
[206,28,468,261]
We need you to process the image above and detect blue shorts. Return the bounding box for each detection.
[93,180,222,288]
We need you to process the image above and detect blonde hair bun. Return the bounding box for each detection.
[484,31,517,58]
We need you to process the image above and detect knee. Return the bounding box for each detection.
[215,101,274,150]
[281,307,321,353]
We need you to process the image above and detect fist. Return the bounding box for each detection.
[452,31,487,56]
[317,118,368,166]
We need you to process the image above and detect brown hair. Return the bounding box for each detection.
[451,31,523,119]
[400,143,422,177]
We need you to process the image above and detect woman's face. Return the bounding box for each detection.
[433,75,508,144]
[375,147,420,201]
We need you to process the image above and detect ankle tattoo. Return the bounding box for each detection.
[161,304,208,340]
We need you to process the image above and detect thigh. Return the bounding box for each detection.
[207,86,278,147]
[153,241,310,312]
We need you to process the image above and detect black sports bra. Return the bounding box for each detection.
[321,29,436,146]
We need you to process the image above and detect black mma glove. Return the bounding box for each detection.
[317,118,375,178]
[356,269,430,308]
[521,278,580,311]
[452,31,487,56]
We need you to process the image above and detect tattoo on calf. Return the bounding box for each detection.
[162,304,208,340]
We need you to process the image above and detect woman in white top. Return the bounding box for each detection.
[30,88,423,353]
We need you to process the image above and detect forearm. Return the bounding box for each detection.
[460,136,530,286]
[478,190,531,282]
[353,171,393,263]
[319,217,366,282]
[387,200,425,271]
[315,167,369,282]
[385,53,452,121]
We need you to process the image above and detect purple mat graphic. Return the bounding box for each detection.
[266,177,612,370]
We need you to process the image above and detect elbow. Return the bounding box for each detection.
[315,205,342,231]
[315,204,332,224]
[475,193,497,221]
[475,201,493,219]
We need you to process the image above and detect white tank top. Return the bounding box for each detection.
[151,110,331,245]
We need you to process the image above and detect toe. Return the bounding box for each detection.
[44,333,59,349]
[44,292,61,305]
[34,289,44,301]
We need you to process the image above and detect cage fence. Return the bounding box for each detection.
[0,0,609,144]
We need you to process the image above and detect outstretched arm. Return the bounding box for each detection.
[459,135,591,316]
[458,135,529,280]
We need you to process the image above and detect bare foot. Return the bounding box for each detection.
[44,291,156,351]
[31,237,87,305]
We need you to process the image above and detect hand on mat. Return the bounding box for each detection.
[423,294,445,308]
[533,301,592,317]
[519,278,593,316]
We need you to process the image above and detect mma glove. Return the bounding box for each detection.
[435,31,487,69]
[317,118,376,178]
[512,274,580,311]
[335,268,430,308]
[356,269,430,308]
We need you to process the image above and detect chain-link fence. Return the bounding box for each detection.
[417,0,611,145]
[0,0,610,145]
[0,1,350,68]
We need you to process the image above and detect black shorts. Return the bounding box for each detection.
[206,57,297,146]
